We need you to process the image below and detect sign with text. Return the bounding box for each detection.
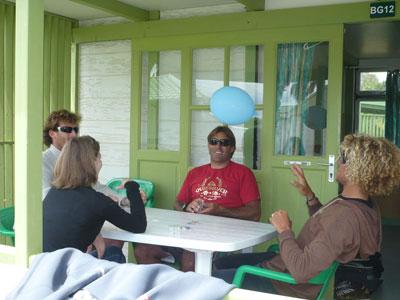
[370,1,396,18]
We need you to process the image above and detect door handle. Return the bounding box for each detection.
[283,155,335,182]
[283,160,311,166]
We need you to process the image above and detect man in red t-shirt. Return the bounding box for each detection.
[135,126,261,271]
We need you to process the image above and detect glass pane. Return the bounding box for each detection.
[229,45,264,104]
[358,100,386,137]
[141,50,181,150]
[192,48,224,105]
[360,72,386,92]
[274,42,329,156]
[191,110,262,169]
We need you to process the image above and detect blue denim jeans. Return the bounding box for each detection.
[90,245,126,263]
[212,251,277,294]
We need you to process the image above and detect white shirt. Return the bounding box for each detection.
[42,144,124,204]
[42,145,61,199]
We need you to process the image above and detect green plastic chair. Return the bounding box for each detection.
[0,206,15,246]
[107,178,155,208]
[232,244,339,300]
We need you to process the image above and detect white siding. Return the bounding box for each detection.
[78,40,131,184]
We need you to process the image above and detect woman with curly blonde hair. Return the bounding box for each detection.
[214,134,400,300]
[340,134,400,197]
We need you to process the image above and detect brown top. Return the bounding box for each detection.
[262,196,380,299]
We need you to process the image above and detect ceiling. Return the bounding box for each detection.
[39,0,366,21]
[10,0,400,62]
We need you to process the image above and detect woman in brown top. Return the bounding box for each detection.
[214,134,400,299]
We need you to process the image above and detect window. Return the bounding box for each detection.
[355,70,387,137]
[190,46,263,169]
[359,71,386,93]
[274,42,329,157]
[141,50,181,150]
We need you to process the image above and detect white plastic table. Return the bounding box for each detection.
[101,207,277,275]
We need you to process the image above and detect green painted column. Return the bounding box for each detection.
[14,0,44,266]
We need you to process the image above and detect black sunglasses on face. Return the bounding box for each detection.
[339,150,347,164]
[57,126,79,134]
[209,138,231,147]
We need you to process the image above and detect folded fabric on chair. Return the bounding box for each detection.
[7,248,234,300]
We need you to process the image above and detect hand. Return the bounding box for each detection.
[199,202,220,215]
[116,178,130,190]
[290,164,314,199]
[186,198,205,213]
[269,210,292,234]
[90,234,105,258]
[140,190,147,204]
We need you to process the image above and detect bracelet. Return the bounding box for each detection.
[181,203,187,211]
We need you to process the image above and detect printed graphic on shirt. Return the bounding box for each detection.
[195,177,228,201]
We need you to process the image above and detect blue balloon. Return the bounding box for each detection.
[210,86,255,125]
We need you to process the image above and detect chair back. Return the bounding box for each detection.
[107,178,155,208]
[0,206,15,245]
[233,252,339,300]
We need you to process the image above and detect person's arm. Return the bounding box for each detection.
[102,181,147,233]
[269,207,357,283]
[87,234,105,258]
[42,156,53,200]
[290,164,322,215]
[200,200,261,221]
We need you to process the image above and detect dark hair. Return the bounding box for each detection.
[207,126,236,157]
[43,109,81,147]
[52,136,100,189]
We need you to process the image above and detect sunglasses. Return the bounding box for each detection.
[339,150,347,164]
[209,138,232,147]
[57,126,79,134]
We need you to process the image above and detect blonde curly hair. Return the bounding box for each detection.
[341,134,400,197]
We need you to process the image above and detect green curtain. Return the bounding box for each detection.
[0,1,75,232]
[385,70,400,146]
[275,43,315,155]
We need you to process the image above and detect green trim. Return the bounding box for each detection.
[149,10,160,21]
[236,0,265,11]
[224,47,230,87]
[70,42,78,112]
[70,0,149,22]
[131,46,141,178]
[13,0,44,266]
[180,48,192,179]
[73,1,400,43]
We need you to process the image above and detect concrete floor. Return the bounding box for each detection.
[371,225,400,300]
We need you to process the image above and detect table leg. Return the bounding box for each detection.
[194,250,213,276]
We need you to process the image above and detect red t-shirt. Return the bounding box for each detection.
[177,161,260,208]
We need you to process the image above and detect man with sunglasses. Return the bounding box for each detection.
[43,109,81,198]
[135,125,261,271]
[42,109,126,258]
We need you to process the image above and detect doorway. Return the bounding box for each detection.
[343,20,400,299]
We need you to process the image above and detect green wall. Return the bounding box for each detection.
[0,1,76,247]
